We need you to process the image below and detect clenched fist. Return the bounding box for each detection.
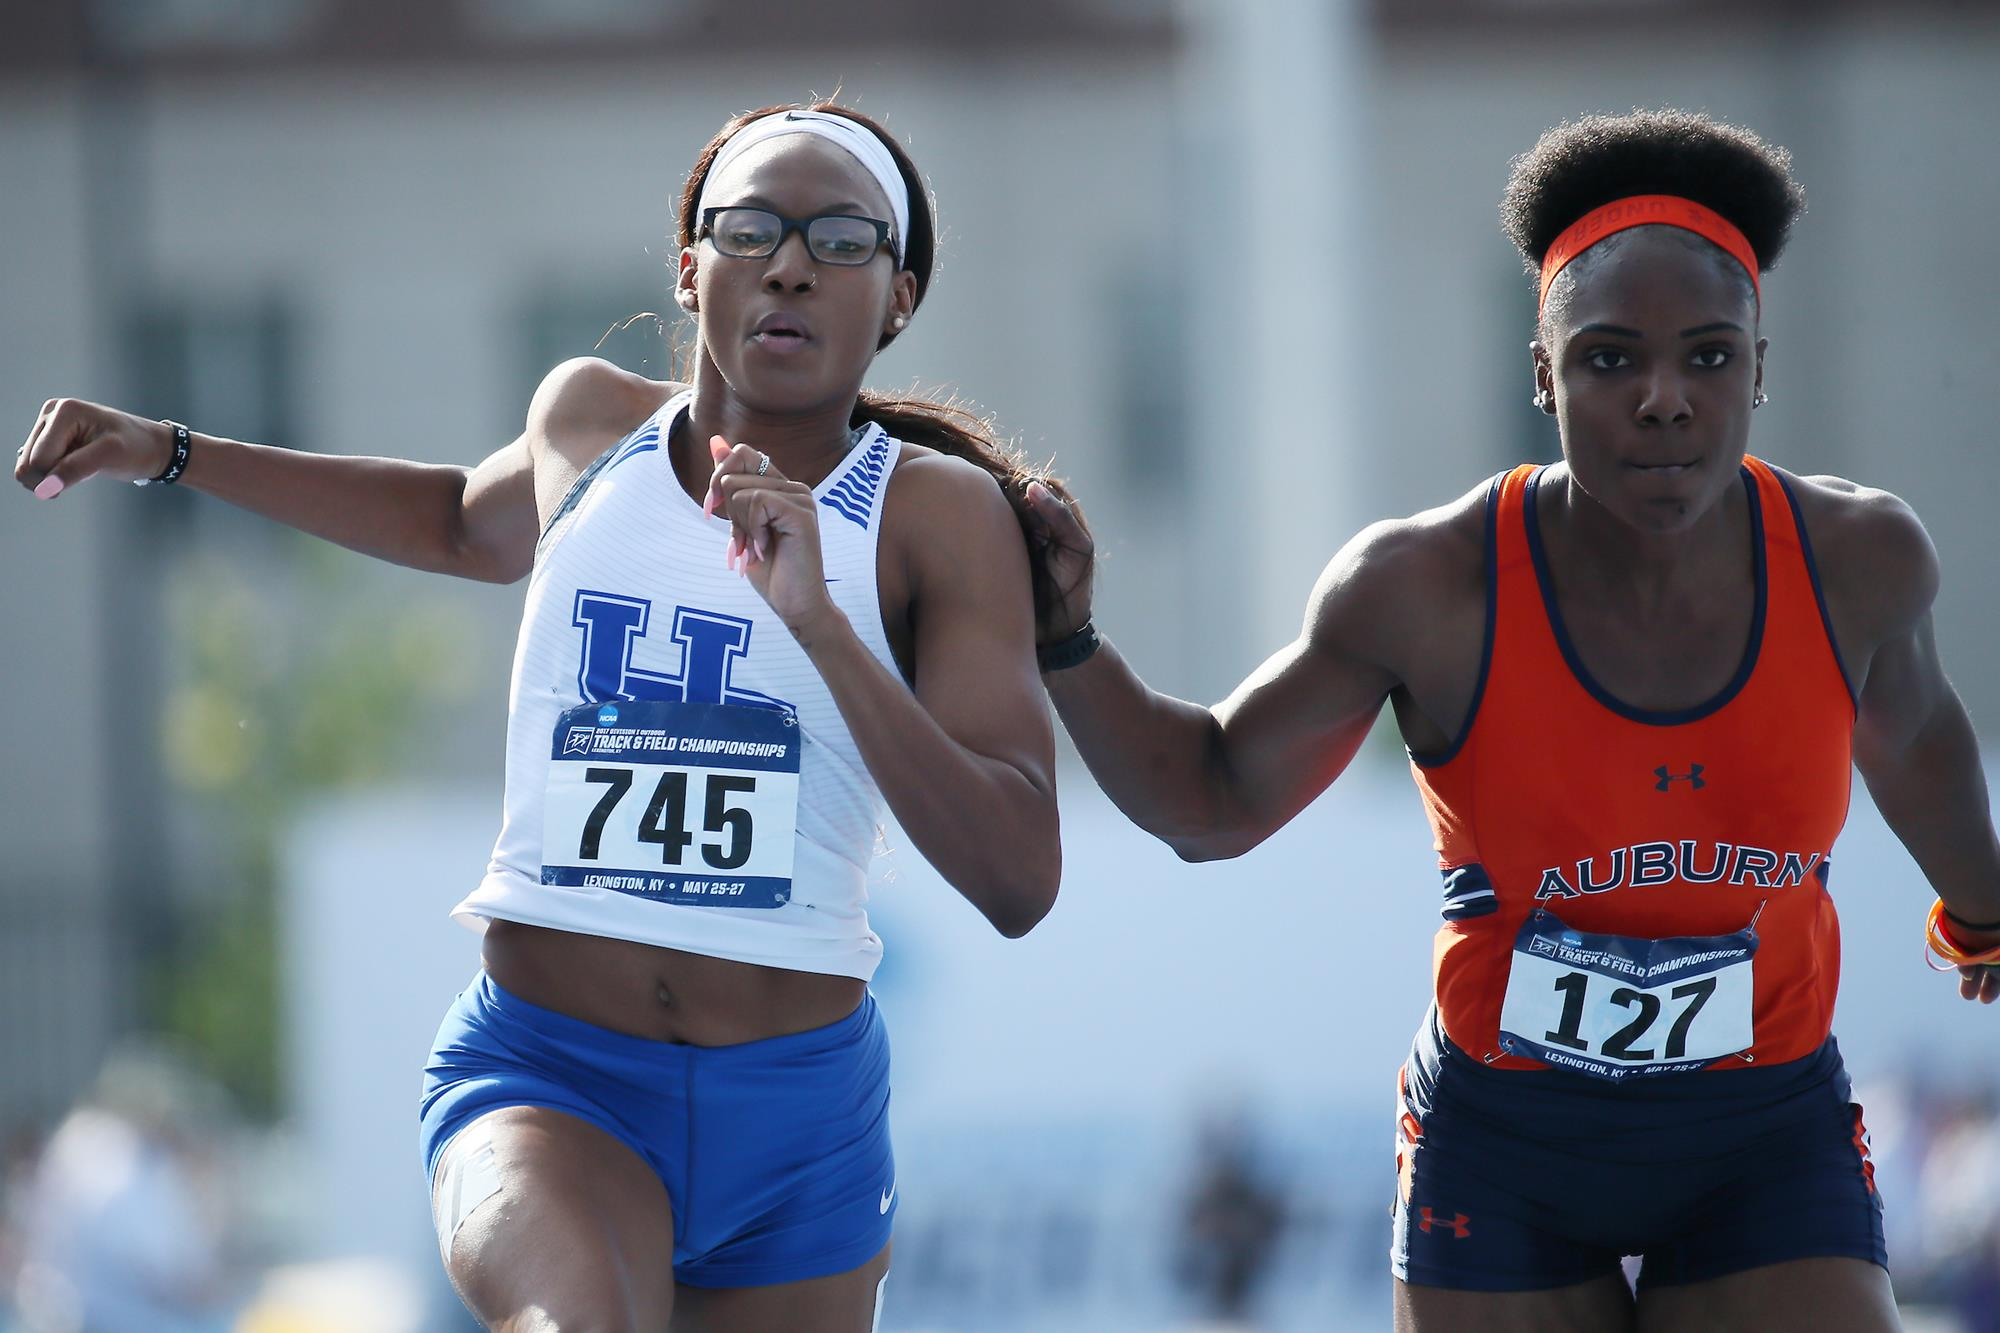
[16,399,178,498]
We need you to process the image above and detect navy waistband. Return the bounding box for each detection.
[1411,1003,1846,1121]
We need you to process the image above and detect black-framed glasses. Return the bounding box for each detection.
[699,207,896,266]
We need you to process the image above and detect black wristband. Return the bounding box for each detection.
[1036,620,1100,673]
[1943,904,2000,934]
[134,420,191,486]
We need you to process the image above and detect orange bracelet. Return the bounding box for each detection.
[1925,899,2000,971]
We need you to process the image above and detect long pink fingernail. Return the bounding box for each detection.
[33,476,63,499]
[753,536,767,564]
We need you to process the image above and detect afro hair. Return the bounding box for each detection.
[1501,108,1806,283]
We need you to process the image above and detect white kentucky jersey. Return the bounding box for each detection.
[454,390,904,980]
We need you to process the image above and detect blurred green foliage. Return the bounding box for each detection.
[153,536,471,1119]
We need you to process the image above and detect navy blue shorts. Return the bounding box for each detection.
[1391,1006,1884,1292]
[420,971,895,1288]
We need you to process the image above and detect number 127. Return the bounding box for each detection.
[1543,973,1716,1062]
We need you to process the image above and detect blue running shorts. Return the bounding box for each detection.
[1391,1005,1884,1292]
[420,970,895,1288]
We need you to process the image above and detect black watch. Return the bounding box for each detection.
[1036,620,1099,673]
[133,420,191,486]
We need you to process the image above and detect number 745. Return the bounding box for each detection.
[576,767,756,870]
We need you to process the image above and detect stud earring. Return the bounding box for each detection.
[1753,390,1769,408]
[891,315,907,330]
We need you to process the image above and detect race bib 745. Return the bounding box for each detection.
[539,699,800,908]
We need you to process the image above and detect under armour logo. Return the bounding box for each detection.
[1416,1206,1470,1239]
[1654,764,1706,792]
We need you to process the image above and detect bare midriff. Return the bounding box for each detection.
[481,919,865,1047]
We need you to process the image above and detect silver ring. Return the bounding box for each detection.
[755,455,771,477]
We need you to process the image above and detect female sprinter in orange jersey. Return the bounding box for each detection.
[1026,109,2000,1332]
[18,102,1071,1332]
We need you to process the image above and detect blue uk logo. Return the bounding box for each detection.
[571,591,791,711]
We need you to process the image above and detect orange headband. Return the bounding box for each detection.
[1538,194,1760,311]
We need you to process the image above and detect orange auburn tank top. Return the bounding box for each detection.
[1409,457,1857,1074]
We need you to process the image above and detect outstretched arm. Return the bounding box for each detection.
[14,384,564,585]
[1027,484,1438,861]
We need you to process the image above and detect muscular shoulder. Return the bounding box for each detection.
[1777,467,1939,642]
[887,446,1015,522]
[883,447,1021,560]
[1304,476,1492,667]
[527,357,684,462]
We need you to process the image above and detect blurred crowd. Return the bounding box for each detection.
[1860,1073,2000,1333]
[0,1044,425,1333]
[1,1045,236,1333]
[3,1053,1999,1332]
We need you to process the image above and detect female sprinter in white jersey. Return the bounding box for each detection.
[17,102,1068,1331]
[1024,109,2000,1331]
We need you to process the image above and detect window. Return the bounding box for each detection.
[128,299,295,442]
[1105,265,1190,493]
[520,282,682,389]
[1501,269,1559,469]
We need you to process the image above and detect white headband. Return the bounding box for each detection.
[696,109,911,264]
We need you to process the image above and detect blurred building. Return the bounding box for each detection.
[2,0,1997,1193]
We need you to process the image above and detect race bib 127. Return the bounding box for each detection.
[1496,909,1756,1079]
